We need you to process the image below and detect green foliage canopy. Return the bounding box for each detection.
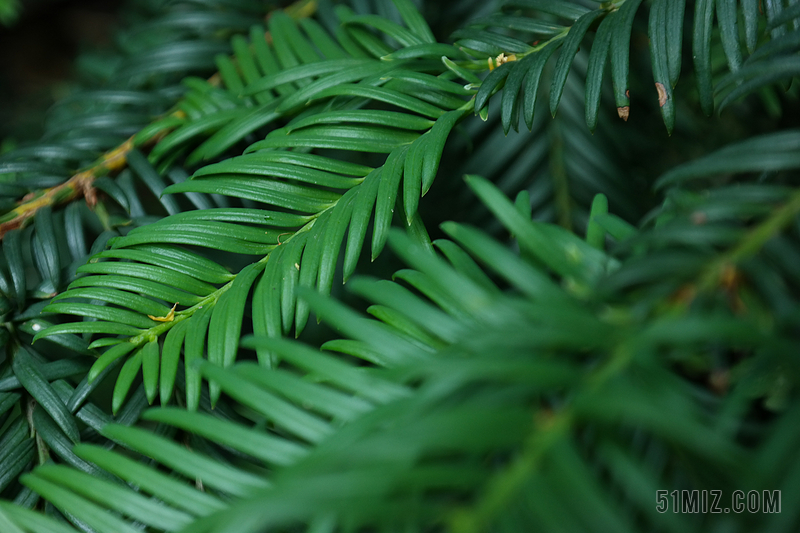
[0,0,798,531]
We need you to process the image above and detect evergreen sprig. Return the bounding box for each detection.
[0,0,798,531]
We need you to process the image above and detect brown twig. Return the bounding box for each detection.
[0,137,137,239]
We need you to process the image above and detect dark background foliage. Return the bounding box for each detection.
[0,0,799,532]
[0,0,125,144]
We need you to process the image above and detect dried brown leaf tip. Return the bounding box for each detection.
[617,106,630,121]
[691,211,707,225]
[720,264,747,313]
[709,369,730,395]
[670,284,697,306]
[656,82,668,107]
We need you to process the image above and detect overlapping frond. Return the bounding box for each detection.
[461,0,799,135]
[11,162,800,532]
[32,0,472,412]
[437,47,643,235]
[0,0,274,506]
[0,0,798,530]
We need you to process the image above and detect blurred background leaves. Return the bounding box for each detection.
[0,0,799,531]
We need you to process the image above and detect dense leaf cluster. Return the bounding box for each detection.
[0,0,799,531]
